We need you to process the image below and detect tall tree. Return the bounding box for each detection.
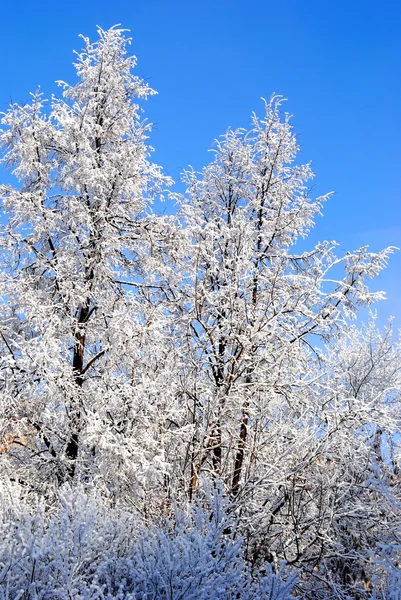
[0,27,173,504]
[172,98,400,596]
[176,96,392,496]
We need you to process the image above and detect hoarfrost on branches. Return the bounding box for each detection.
[0,26,400,600]
[0,26,177,507]
[0,481,297,600]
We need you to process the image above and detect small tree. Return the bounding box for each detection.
[0,27,174,503]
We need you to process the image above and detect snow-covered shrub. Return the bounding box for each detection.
[0,482,296,599]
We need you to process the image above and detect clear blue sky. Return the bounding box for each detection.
[1,0,400,327]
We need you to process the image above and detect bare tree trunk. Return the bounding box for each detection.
[231,405,249,497]
[65,301,90,477]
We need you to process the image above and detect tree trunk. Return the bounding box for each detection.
[65,301,90,477]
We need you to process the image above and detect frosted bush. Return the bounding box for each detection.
[0,482,296,599]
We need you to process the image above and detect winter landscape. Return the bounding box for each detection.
[0,5,400,600]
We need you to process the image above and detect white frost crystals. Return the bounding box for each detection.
[0,26,400,600]
[0,26,173,504]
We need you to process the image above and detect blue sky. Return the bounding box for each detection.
[1,0,400,327]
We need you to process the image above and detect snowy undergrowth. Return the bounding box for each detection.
[0,482,296,600]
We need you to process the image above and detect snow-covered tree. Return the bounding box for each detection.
[0,26,176,506]
[174,96,393,495]
[170,99,400,596]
